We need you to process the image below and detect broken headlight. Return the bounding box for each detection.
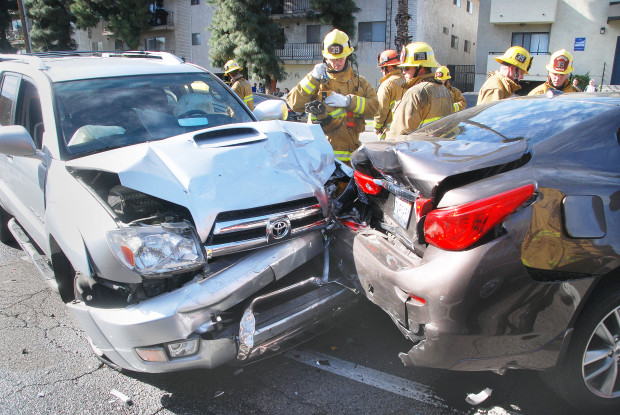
[107,222,205,277]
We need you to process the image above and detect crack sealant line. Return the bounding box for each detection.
[284,349,465,413]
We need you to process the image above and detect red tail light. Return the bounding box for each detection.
[354,171,382,195]
[415,197,433,221]
[423,184,535,251]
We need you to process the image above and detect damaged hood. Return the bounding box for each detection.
[352,136,528,196]
[66,120,335,241]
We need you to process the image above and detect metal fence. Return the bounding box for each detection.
[276,43,322,60]
[270,0,311,14]
[447,64,475,92]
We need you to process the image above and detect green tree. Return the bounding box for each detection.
[24,0,75,51]
[0,0,18,53]
[71,0,152,49]
[307,0,360,39]
[208,0,285,88]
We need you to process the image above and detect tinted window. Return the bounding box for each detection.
[0,74,19,126]
[420,98,611,145]
[15,79,43,149]
[54,72,254,156]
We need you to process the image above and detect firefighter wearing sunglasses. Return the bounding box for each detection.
[287,29,378,165]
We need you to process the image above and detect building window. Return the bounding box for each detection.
[358,21,386,42]
[451,35,459,49]
[512,32,549,55]
[146,37,166,51]
[191,33,201,45]
[191,0,199,5]
[467,0,473,13]
[307,25,320,43]
[114,40,124,51]
[91,41,103,51]
[443,27,449,35]
[453,0,461,6]
[464,39,471,53]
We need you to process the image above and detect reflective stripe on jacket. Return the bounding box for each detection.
[385,73,453,141]
[231,75,254,110]
[449,85,467,112]
[287,65,379,163]
[477,71,521,105]
[374,70,406,134]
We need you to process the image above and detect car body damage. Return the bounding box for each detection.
[335,94,620,381]
[0,52,358,373]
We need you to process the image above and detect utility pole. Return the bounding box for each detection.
[601,62,606,90]
[16,0,31,53]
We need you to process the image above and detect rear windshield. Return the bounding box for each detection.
[419,98,612,144]
[54,72,254,156]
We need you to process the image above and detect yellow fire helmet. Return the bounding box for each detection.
[224,60,243,75]
[398,42,440,68]
[546,49,574,75]
[494,46,532,74]
[322,29,354,60]
[435,65,451,81]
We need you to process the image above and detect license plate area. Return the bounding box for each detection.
[393,196,412,229]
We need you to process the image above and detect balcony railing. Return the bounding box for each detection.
[270,0,311,15]
[276,42,322,60]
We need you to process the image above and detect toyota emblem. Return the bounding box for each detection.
[269,219,290,240]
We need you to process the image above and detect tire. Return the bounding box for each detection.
[548,288,620,413]
[0,206,13,244]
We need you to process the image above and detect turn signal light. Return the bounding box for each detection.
[424,184,535,251]
[354,171,382,195]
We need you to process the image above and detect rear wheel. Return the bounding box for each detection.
[549,288,620,413]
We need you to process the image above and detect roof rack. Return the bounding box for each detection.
[0,53,46,70]
[100,51,184,64]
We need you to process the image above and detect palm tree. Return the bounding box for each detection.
[394,0,410,51]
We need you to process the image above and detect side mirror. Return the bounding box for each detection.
[0,125,38,157]
[254,99,287,121]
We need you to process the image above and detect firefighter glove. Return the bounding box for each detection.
[325,92,351,108]
[305,100,327,117]
[311,63,328,80]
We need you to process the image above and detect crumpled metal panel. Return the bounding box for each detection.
[66,120,335,241]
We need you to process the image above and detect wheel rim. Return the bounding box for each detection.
[582,305,620,398]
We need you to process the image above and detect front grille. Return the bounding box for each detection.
[205,197,327,257]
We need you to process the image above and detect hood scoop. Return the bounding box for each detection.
[194,126,265,147]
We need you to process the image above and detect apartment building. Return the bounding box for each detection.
[475,0,620,91]
[71,0,479,91]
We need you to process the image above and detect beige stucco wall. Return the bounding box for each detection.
[490,0,558,24]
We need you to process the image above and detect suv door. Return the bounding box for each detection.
[0,74,47,248]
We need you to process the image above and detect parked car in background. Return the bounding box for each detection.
[253,92,306,122]
[0,51,357,373]
[333,92,620,412]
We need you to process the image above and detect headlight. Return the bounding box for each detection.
[107,222,205,277]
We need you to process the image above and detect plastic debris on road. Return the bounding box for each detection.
[466,387,492,405]
[110,389,133,405]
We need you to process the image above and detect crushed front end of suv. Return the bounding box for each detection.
[0,52,357,373]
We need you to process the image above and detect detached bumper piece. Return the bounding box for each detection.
[237,277,357,361]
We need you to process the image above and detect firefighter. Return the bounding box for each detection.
[385,42,453,140]
[374,49,407,139]
[477,46,532,105]
[528,49,580,95]
[287,29,378,164]
[435,65,466,112]
[224,60,254,110]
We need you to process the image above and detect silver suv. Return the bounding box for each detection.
[0,51,356,373]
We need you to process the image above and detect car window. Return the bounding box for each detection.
[0,74,20,126]
[420,99,609,145]
[53,72,254,156]
[15,79,44,150]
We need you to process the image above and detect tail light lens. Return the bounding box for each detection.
[424,184,535,251]
[415,197,433,221]
[354,171,383,195]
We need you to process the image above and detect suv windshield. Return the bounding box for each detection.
[420,98,609,145]
[54,72,254,156]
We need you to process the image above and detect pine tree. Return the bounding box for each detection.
[208,0,285,88]
[24,0,75,51]
[308,0,360,39]
[71,0,151,50]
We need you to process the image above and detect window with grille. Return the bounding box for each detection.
[358,21,386,42]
